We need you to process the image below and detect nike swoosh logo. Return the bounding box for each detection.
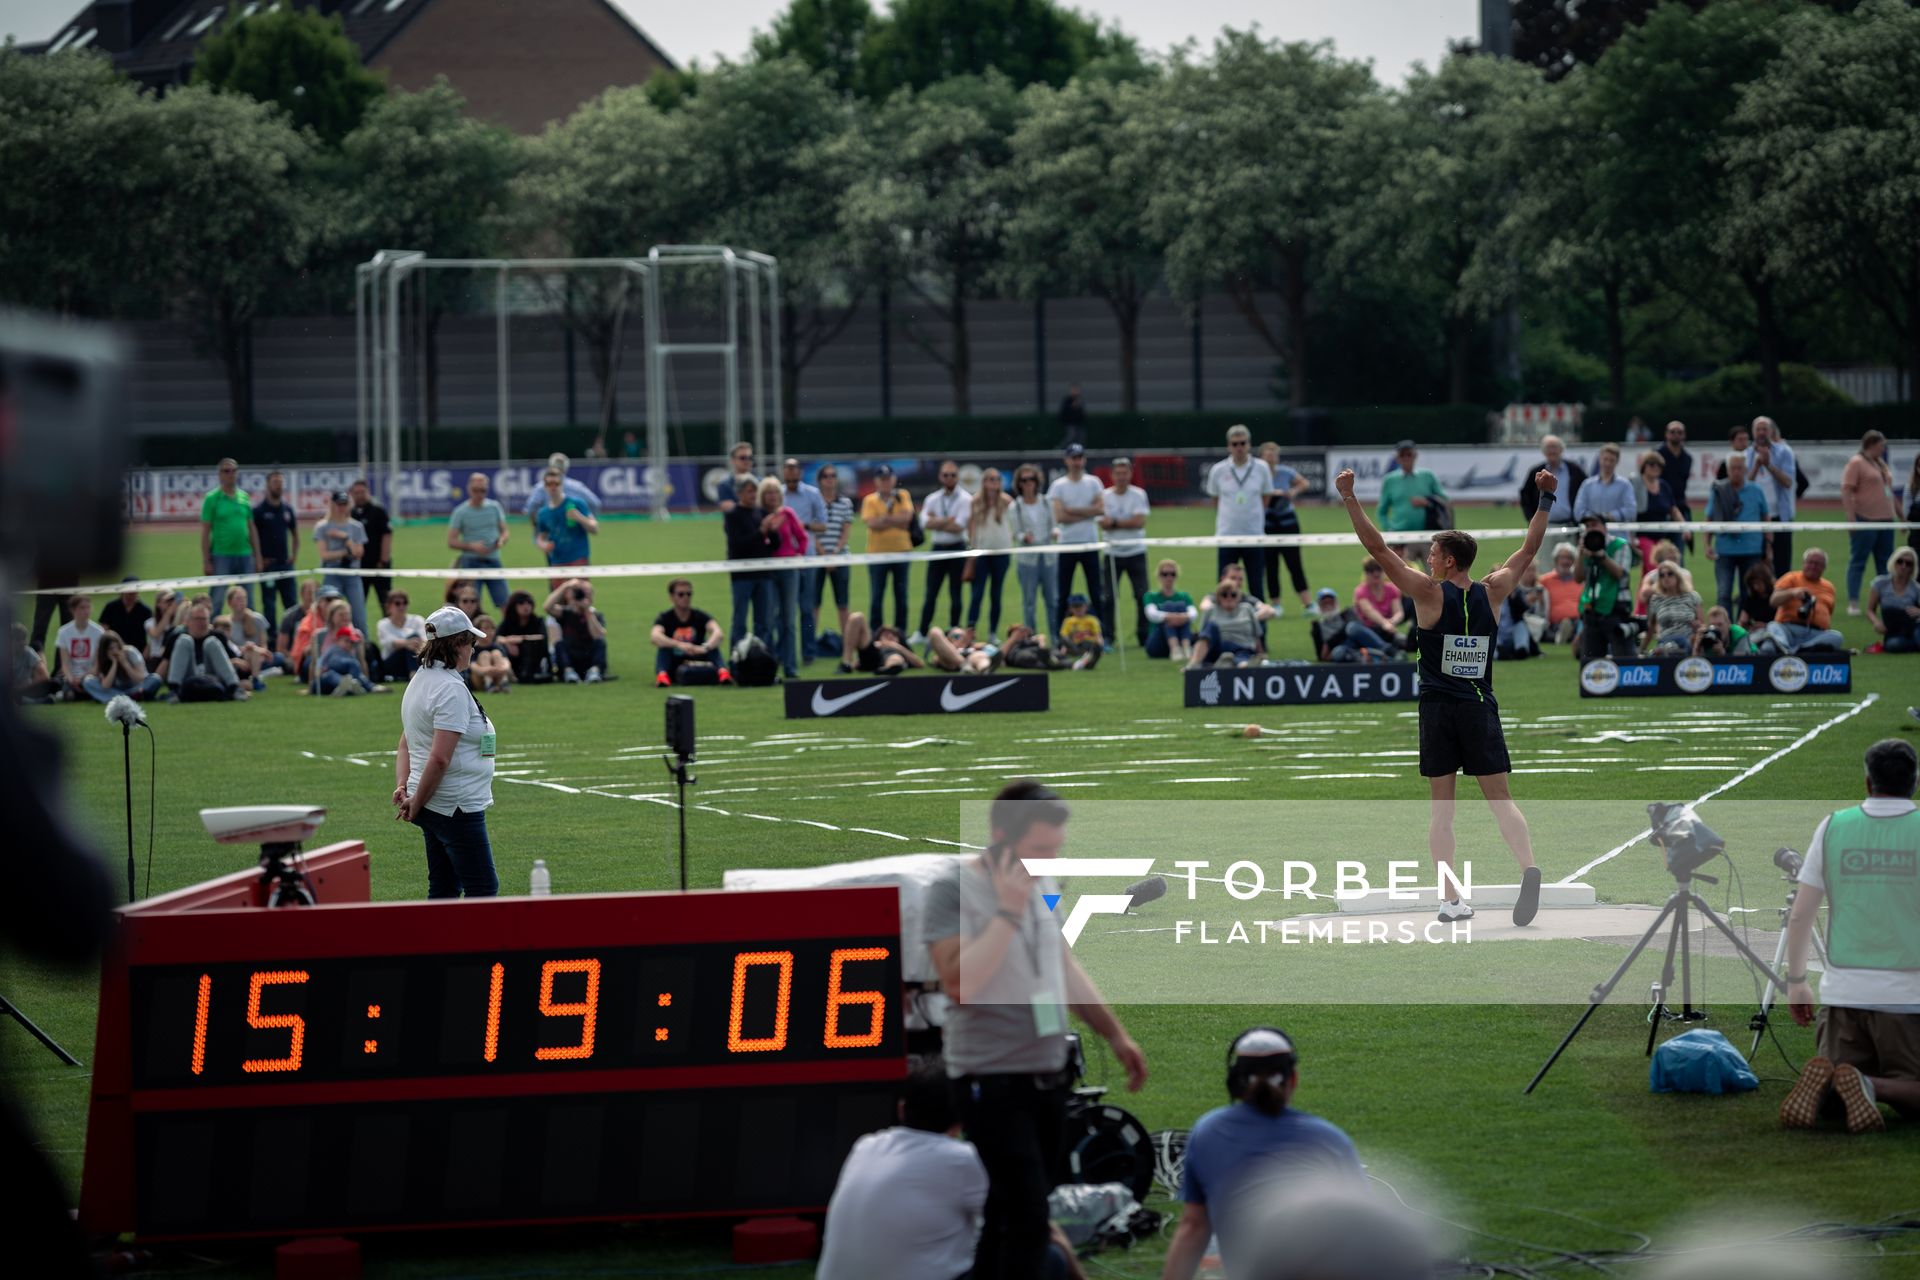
[940,678,1019,712]
[810,683,891,716]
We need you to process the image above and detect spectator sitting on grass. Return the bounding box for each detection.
[1635,540,1693,617]
[1497,564,1546,660]
[1696,605,1751,657]
[1145,559,1195,660]
[221,584,279,681]
[146,589,181,666]
[650,578,727,686]
[1000,623,1064,670]
[274,580,314,666]
[495,590,550,683]
[445,582,483,620]
[1865,546,1919,654]
[927,626,1000,674]
[470,616,512,692]
[291,586,344,683]
[167,602,249,702]
[544,577,608,683]
[1763,547,1846,655]
[84,631,164,704]
[1309,587,1394,663]
[52,593,105,702]
[1738,559,1777,631]
[1643,563,1705,656]
[1188,579,1270,669]
[12,622,58,703]
[208,615,265,691]
[100,578,151,650]
[1199,562,1265,622]
[838,614,923,675]
[1055,593,1103,669]
[1541,544,1581,645]
[315,624,385,698]
[1352,557,1407,650]
[376,589,427,682]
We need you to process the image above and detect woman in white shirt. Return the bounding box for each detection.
[376,589,427,682]
[394,606,498,898]
[1007,464,1058,638]
[966,467,1014,639]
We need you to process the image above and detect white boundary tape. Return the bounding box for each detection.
[1555,692,1882,885]
[22,517,1915,597]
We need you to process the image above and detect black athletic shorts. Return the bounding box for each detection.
[1419,697,1511,778]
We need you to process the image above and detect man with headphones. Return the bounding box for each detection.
[1160,1028,1364,1280]
[924,780,1148,1280]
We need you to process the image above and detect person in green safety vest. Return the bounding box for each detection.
[1779,738,1920,1134]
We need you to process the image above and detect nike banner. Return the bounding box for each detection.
[784,674,1051,719]
[1184,663,1420,708]
[1577,653,1852,697]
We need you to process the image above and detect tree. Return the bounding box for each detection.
[843,72,1024,413]
[858,0,1136,97]
[1350,55,1544,403]
[751,0,878,97]
[676,57,871,418]
[0,49,150,316]
[512,86,698,429]
[142,86,317,430]
[1725,0,1920,393]
[336,80,521,428]
[1002,68,1164,410]
[192,4,385,146]
[1128,32,1376,408]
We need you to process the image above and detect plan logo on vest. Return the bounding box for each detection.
[1197,670,1222,706]
[1674,657,1714,694]
[1580,659,1621,696]
[1769,656,1810,693]
[1018,857,1156,945]
[1837,848,1917,879]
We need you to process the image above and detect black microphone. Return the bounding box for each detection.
[1772,847,1803,878]
[1125,875,1166,911]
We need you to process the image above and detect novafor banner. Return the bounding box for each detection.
[1578,654,1852,697]
[785,673,1050,719]
[1185,663,1421,708]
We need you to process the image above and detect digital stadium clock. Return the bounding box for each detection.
[80,843,907,1240]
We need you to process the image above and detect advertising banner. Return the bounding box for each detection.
[1185,662,1421,708]
[784,673,1050,719]
[1577,654,1852,697]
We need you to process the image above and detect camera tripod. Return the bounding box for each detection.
[259,842,317,908]
[1748,869,1826,1057]
[1526,870,1787,1093]
[0,993,78,1065]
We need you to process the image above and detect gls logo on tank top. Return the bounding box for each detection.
[1438,633,1490,680]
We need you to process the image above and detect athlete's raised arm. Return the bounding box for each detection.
[1482,469,1559,608]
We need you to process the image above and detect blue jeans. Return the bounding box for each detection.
[815,564,850,612]
[770,565,802,676]
[1056,549,1103,622]
[1847,528,1894,603]
[868,562,911,632]
[1197,620,1256,664]
[84,673,163,703]
[211,553,255,608]
[556,636,608,676]
[324,570,369,639]
[1145,620,1193,658]
[457,553,509,608]
[414,805,498,899]
[1764,621,1845,654]
[796,563,818,664]
[258,558,296,631]
[1713,552,1761,614]
[1331,620,1393,662]
[730,576,774,650]
[1016,552,1058,636]
[968,553,1011,636]
[657,643,720,675]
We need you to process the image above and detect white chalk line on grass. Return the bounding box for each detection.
[1557,693,1880,885]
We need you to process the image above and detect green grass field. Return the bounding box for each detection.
[7,502,1920,1278]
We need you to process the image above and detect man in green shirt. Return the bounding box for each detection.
[1780,739,1920,1134]
[201,457,261,607]
[1376,440,1445,535]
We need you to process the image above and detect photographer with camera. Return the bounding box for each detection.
[1161,1028,1364,1280]
[650,579,726,686]
[1779,739,1920,1134]
[924,781,1147,1280]
[543,578,607,684]
[1761,547,1845,655]
[1571,513,1636,660]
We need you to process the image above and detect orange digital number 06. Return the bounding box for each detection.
[823,947,891,1049]
[534,958,601,1061]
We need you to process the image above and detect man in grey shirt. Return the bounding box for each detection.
[448,472,511,608]
[924,780,1146,1280]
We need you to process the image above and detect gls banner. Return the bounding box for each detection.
[784,674,1050,719]
[1578,654,1852,697]
[1185,663,1421,708]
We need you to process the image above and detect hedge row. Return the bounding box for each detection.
[133,402,1914,466]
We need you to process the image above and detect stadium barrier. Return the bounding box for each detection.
[784,674,1050,719]
[1578,654,1852,698]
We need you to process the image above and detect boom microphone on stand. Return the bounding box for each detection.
[1125,875,1166,911]
[104,696,146,902]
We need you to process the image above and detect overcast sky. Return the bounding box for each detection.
[2,0,1477,84]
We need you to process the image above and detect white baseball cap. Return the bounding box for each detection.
[424,605,485,640]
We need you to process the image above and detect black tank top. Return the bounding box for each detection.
[1417,580,1497,705]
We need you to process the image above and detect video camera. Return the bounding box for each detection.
[1647,802,1725,880]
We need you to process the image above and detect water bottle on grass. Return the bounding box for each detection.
[530,859,551,895]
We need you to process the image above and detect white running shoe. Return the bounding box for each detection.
[1847,603,1862,617]
[1437,899,1474,922]
[564,667,582,684]
[330,680,352,697]
[906,631,926,647]
[585,667,603,683]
